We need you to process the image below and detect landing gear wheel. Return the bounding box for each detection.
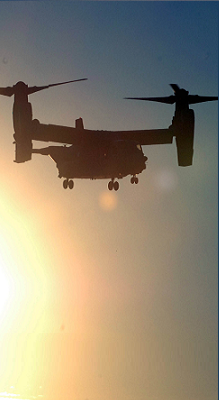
[68,180,74,189]
[131,176,139,184]
[114,181,119,191]
[108,180,119,191]
[63,179,68,189]
[108,181,114,191]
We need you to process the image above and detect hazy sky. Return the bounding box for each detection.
[0,2,217,400]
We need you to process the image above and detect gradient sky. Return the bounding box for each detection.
[0,2,217,400]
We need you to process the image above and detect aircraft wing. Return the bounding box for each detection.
[31,120,174,146]
[111,128,173,145]
[31,121,82,144]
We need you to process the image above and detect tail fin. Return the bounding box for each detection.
[75,117,84,129]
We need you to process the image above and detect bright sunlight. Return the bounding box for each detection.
[0,181,57,396]
[0,258,13,322]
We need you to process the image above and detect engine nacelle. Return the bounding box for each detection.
[14,140,32,163]
[175,109,195,166]
[13,101,33,162]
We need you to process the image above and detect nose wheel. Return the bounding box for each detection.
[131,176,139,184]
[108,180,119,191]
[63,179,74,189]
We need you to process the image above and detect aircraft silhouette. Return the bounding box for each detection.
[125,84,218,167]
[0,80,217,190]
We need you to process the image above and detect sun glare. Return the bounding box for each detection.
[154,169,178,192]
[0,259,13,321]
[0,184,57,394]
[99,190,118,211]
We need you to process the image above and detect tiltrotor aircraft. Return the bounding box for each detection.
[0,79,217,190]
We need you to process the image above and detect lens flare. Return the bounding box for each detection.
[99,190,118,211]
[154,169,178,191]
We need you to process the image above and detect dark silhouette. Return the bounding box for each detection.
[125,84,218,167]
[0,81,217,190]
[0,79,87,164]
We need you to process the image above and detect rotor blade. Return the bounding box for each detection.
[46,78,88,88]
[0,86,14,97]
[170,84,181,93]
[188,95,218,105]
[124,96,176,104]
[27,78,88,95]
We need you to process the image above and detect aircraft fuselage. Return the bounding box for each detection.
[42,140,147,182]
